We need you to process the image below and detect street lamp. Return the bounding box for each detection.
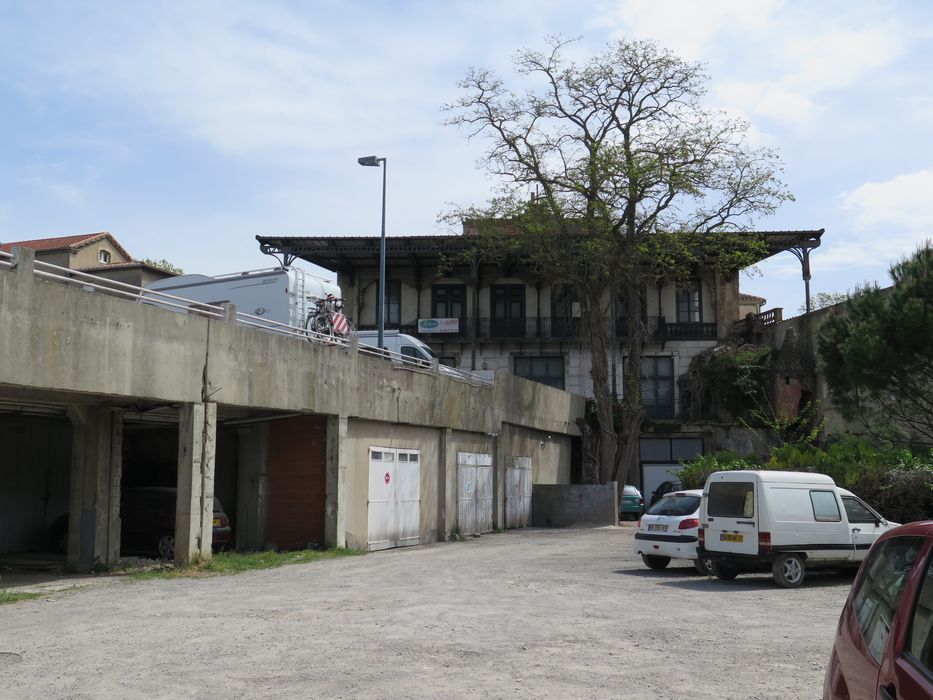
[357,155,387,349]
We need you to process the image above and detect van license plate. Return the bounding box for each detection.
[647,524,668,532]
[720,533,743,543]
[212,518,221,527]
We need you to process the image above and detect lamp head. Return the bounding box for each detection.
[357,155,383,167]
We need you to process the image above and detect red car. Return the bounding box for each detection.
[823,521,933,699]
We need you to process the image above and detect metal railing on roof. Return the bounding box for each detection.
[4,252,494,387]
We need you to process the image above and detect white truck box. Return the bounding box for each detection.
[143,267,341,329]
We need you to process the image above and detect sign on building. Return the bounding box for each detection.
[417,318,459,333]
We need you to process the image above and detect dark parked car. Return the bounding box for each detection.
[823,520,933,700]
[121,487,233,559]
[619,485,645,521]
[49,487,233,559]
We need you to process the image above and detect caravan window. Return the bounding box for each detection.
[707,482,754,518]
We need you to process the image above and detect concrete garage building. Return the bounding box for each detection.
[0,246,583,570]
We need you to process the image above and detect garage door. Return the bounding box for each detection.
[457,452,493,535]
[506,457,532,529]
[367,447,421,551]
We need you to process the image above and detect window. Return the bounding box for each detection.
[550,284,580,337]
[640,356,675,419]
[490,285,525,337]
[810,490,841,522]
[384,280,401,326]
[514,356,565,390]
[676,281,701,322]
[98,249,111,264]
[437,353,458,368]
[906,552,933,674]
[842,496,878,524]
[432,285,465,322]
[853,537,923,662]
[707,482,755,518]
[646,494,700,517]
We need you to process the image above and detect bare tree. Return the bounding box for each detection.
[446,37,791,485]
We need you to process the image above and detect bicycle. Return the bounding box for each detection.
[304,294,353,338]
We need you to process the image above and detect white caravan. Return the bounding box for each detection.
[143,267,341,330]
[699,470,898,588]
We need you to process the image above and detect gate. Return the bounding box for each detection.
[506,457,532,528]
[457,452,493,535]
[367,447,421,550]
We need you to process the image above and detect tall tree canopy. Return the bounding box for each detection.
[818,245,933,445]
[446,37,792,484]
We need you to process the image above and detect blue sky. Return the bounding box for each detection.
[1,0,932,315]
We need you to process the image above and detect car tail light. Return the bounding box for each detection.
[638,497,644,506]
[678,518,700,530]
[698,527,705,545]
[758,531,771,553]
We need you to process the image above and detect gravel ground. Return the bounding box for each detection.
[0,526,850,699]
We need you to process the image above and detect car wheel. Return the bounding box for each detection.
[641,554,671,570]
[694,557,713,575]
[157,534,175,561]
[772,553,805,588]
[711,562,738,580]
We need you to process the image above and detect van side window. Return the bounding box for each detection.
[842,496,877,524]
[810,490,841,522]
[708,482,754,518]
[906,552,933,676]
[400,346,426,361]
[853,536,923,663]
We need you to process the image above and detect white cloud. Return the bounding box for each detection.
[843,169,933,233]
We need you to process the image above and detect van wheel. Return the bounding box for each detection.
[773,553,805,588]
[711,562,738,580]
[641,554,671,570]
[694,557,713,575]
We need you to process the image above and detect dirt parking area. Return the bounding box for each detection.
[0,526,850,699]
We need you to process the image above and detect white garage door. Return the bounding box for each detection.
[457,452,493,535]
[367,447,421,551]
[506,457,532,529]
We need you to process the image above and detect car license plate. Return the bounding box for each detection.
[720,533,743,543]
[647,524,668,532]
[212,518,221,527]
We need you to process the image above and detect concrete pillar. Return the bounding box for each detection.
[438,428,453,540]
[175,402,217,565]
[494,423,508,530]
[324,415,349,548]
[236,423,268,550]
[66,406,122,571]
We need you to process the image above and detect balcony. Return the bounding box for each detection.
[362,316,716,343]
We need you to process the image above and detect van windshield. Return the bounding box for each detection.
[708,482,754,518]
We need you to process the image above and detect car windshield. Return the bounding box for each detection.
[646,494,700,516]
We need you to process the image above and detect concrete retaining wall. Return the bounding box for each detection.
[532,483,618,528]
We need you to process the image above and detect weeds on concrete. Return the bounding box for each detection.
[123,548,366,581]
[0,589,43,605]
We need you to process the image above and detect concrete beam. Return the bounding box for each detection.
[175,402,217,565]
[324,415,348,548]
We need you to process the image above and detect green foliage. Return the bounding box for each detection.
[143,258,184,274]
[0,589,43,605]
[123,548,364,580]
[700,345,774,418]
[818,245,933,444]
[678,435,933,522]
[676,452,763,488]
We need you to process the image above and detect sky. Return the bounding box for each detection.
[1,0,932,315]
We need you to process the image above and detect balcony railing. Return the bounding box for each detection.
[363,316,717,343]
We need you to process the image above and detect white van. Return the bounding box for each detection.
[699,470,898,588]
[356,330,437,363]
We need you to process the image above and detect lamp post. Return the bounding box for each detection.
[357,155,387,348]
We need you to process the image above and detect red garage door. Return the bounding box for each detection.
[266,416,327,550]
